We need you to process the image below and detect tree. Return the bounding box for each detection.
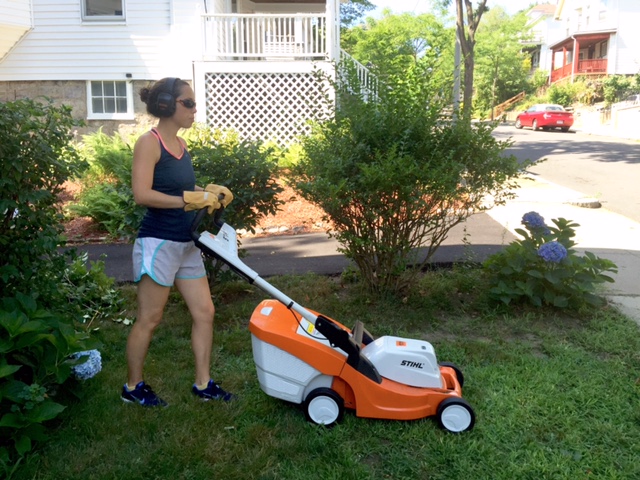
[340,0,375,28]
[474,8,531,118]
[342,10,454,84]
[436,0,489,120]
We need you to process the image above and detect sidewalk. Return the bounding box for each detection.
[73,175,640,326]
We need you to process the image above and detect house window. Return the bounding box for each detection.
[87,80,134,120]
[599,0,608,20]
[599,40,608,58]
[82,0,125,21]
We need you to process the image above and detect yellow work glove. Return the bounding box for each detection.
[204,184,234,207]
[183,191,221,214]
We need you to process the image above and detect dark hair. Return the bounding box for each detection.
[139,77,190,118]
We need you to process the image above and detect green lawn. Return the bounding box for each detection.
[15,270,640,479]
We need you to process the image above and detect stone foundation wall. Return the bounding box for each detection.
[0,80,155,137]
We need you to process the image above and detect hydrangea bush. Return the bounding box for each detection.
[484,212,617,309]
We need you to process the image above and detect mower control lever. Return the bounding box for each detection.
[315,315,381,384]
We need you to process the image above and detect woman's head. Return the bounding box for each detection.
[140,77,191,118]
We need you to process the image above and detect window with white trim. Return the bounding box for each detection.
[82,0,125,21]
[87,80,134,120]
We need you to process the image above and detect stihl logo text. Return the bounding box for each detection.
[401,360,424,369]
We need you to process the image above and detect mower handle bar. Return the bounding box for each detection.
[190,195,226,240]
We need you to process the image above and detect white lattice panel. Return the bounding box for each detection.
[203,71,330,145]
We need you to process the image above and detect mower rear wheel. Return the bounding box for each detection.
[304,388,344,427]
[438,362,464,387]
[436,397,475,433]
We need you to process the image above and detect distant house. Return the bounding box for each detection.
[549,0,640,83]
[0,0,372,144]
[521,3,563,75]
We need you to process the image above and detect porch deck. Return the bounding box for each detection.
[551,58,608,83]
[201,13,333,61]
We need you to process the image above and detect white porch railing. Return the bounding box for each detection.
[339,50,378,101]
[202,13,329,60]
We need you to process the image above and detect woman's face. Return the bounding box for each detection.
[173,84,197,128]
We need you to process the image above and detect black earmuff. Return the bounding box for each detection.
[155,77,179,116]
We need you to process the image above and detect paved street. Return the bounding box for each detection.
[494,124,640,222]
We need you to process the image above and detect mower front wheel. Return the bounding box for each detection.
[303,388,344,427]
[436,397,475,433]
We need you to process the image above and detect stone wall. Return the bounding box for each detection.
[0,80,155,137]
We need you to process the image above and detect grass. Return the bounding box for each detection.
[15,269,640,479]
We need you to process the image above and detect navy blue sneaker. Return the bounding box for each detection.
[192,379,235,402]
[121,381,168,407]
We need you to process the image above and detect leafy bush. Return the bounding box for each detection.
[70,125,284,250]
[290,65,529,294]
[184,125,284,282]
[185,125,283,234]
[0,99,116,476]
[0,294,101,476]
[602,74,640,104]
[484,212,617,309]
[547,81,580,107]
[69,129,145,241]
[0,99,79,299]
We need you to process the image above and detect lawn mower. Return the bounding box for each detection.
[191,207,475,433]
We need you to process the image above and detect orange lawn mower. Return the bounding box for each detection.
[191,207,476,433]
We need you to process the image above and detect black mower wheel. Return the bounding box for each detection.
[438,362,464,388]
[303,388,344,427]
[436,397,475,433]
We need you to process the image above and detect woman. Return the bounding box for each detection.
[122,77,233,407]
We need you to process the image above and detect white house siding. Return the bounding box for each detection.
[0,0,205,81]
[612,0,640,74]
[0,0,32,25]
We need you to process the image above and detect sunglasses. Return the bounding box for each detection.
[176,99,196,109]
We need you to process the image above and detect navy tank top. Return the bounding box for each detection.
[137,128,196,242]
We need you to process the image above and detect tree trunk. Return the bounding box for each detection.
[455,0,488,121]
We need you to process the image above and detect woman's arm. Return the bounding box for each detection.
[131,133,186,209]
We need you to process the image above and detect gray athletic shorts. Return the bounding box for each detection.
[132,237,206,287]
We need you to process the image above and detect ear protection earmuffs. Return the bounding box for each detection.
[155,77,179,116]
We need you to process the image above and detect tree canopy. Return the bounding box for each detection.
[474,7,532,117]
[342,10,454,85]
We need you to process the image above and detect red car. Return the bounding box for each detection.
[515,104,574,132]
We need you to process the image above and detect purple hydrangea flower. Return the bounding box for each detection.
[72,350,102,381]
[522,211,551,235]
[522,211,546,228]
[538,241,568,263]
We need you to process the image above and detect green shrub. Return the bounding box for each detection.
[602,74,640,104]
[484,212,617,309]
[547,82,580,106]
[0,99,115,476]
[69,129,144,241]
[0,293,101,477]
[71,125,284,250]
[184,125,284,282]
[0,99,79,298]
[290,65,529,295]
[185,125,283,233]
